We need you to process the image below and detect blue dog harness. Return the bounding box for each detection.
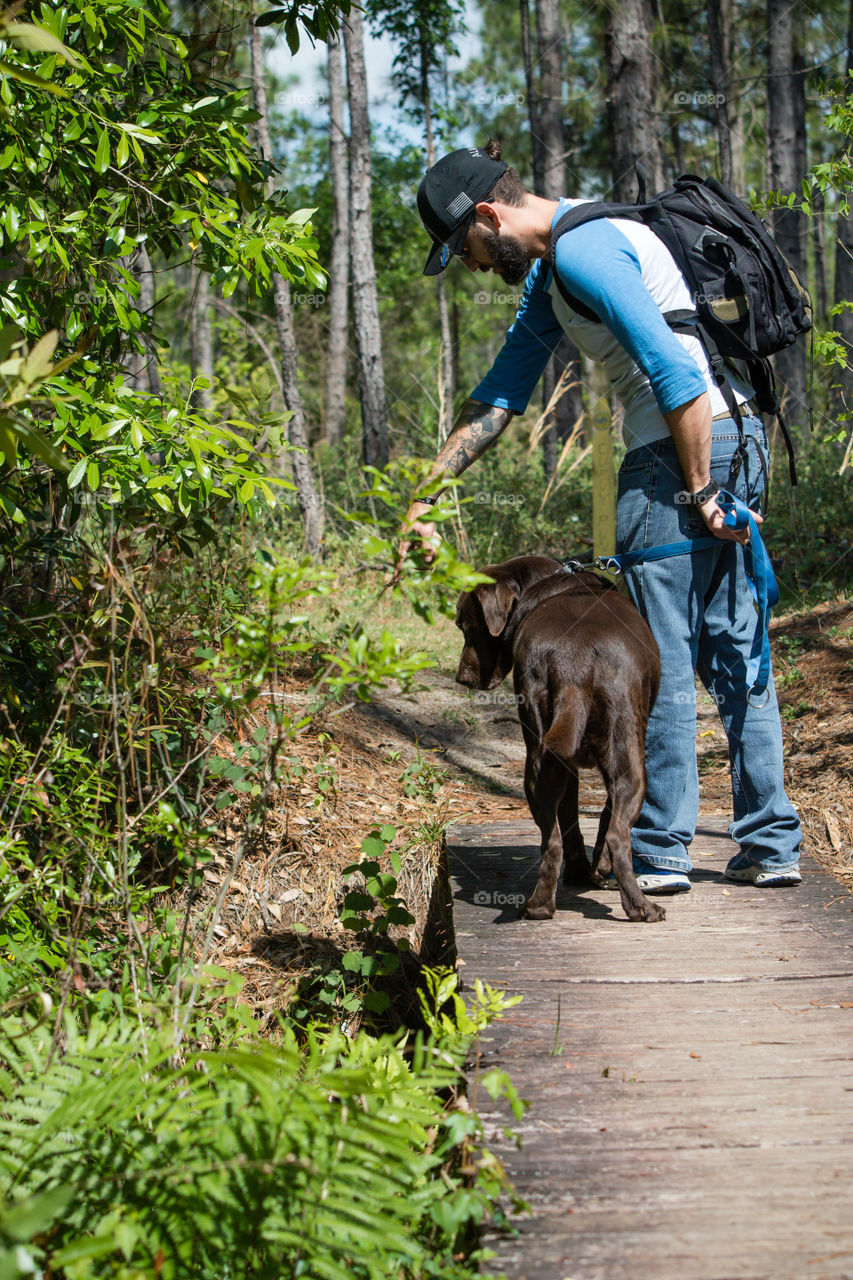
[562,491,778,703]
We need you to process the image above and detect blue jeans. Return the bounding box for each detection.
[616,415,802,873]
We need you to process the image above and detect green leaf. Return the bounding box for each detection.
[67,457,87,488]
[7,417,70,472]
[94,128,110,174]
[0,1186,75,1243]
[21,330,58,382]
[2,203,19,239]
[115,121,161,141]
[0,414,19,467]
[0,59,68,94]
[253,9,287,26]
[4,22,84,68]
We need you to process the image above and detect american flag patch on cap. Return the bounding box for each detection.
[446,192,474,220]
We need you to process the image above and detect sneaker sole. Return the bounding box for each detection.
[603,873,691,895]
[724,867,802,887]
[636,872,692,895]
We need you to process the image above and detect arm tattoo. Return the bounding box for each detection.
[433,400,514,481]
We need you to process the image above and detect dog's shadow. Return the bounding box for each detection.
[449,841,623,924]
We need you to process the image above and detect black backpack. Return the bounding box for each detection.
[548,173,812,484]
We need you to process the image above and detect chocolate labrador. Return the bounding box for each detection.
[455,555,664,923]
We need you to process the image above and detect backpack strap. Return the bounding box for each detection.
[548,202,644,320]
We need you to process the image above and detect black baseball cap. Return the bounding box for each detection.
[417,147,509,276]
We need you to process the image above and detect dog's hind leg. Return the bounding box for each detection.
[589,799,613,883]
[520,749,567,920]
[598,741,665,923]
[558,767,590,885]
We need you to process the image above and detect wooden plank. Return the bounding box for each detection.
[448,815,853,1279]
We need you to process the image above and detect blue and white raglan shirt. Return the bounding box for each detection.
[471,199,754,454]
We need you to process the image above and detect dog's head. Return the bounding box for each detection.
[454,556,560,690]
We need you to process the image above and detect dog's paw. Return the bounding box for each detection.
[519,898,556,921]
[635,900,666,923]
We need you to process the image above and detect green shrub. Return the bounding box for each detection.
[0,975,524,1280]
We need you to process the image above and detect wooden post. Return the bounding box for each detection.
[591,389,616,559]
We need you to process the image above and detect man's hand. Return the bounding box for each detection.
[698,491,761,544]
[395,401,514,580]
[395,501,441,578]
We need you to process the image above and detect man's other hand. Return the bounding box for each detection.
[699,492,762,544]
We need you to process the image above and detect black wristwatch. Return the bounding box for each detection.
[675,480,719,506]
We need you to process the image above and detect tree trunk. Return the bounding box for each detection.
[127,245,162,396]
[250,10,323,554]
[420,36,455,444]
[706,0,733,187]
[520,0,544,194]
[767,0,808,433]
[343,5,389,470]
[324,32,349,447]
[189,265,213,412]
[810,188,827,322]
[536,0,564,200]
[832,0,853,422]
[604,0,663,202]
[527,0,583,462]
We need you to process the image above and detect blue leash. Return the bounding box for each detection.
[566,491,778,703]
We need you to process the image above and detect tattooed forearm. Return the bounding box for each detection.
[428,400,514,485]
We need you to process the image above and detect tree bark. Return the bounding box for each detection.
[420,35,455,444]
[524,0,583,466]
[520,0,544,194]
[189,265,213,412]
[343,5,389,469]
[604,0,663,202]
[324,32,349,447]
[832,0,853,421]
[767,0,808,432]
[536,0,564,200]
[127,245,162,396]
[706,0,733,187]
[250,10,323,554]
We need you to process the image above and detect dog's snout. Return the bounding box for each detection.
[455,660,479,688]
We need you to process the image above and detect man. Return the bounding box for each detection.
[400,140,802,894]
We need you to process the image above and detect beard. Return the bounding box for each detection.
[479,228,531,286]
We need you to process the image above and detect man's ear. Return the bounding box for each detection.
[476,580,518,637]
[473,201,501,232]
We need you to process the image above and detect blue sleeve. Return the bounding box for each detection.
[553,220,707,414]
[470,260,564,413]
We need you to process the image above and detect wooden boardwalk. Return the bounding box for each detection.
[448,815,853,1280]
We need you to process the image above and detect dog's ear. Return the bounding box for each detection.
[476,580,518,637]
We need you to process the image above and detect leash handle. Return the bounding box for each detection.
[715,489,778,702]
